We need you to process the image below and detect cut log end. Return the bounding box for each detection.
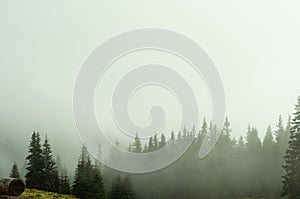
[0,178,25,197]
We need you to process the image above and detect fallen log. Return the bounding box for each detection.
[0,178,25,196]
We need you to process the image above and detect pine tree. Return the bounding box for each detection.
[132,133,142,153]
[282,96,300,198]
[9,162,20,178]
[235,136,245,158]
[170,130,175,144]
[217,117,234,155]
[42,135,59,192]
[158,133,166,149]
[245,126,261,152]
[153,134,158,150]
[183,125,188,140]
[110,175,123,199]
[88,164,105,199]
[275,115,285,144]
[25,131,44,190]
[128,143,132,152]
[148,137,154,152]
[177,131,182,142]
[73,146,90,198]
[143,143,148,153]
[198,118,208,143]
[56,154,63,175]
[263,125,274,149]
[109,175,135,199]
[122,175,135,199]
[59,167,71,194]
[73,146,105,199]
[190,125,196,139]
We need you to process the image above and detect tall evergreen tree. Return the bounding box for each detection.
[263,125,274,149]
[73,146,91,198]
[159,133,166,149]
[25,131,44,190]
[183,125,188,140]
[143,143,148,153]
[59,167,71,194]
[73,146,105,199]
[110,175,123,199]
[282,96,300,198]
[9,162,20,178]
[148,137,154,152]
[56,154,63,175]
[197,118,208,143]
[42,135,59,192]
[218,117,234,155]
[245,126,261,152]
[109,175,135,199]
[153,134,158,150]
[132,133,142,153]
[122,175,135,199]
[170,130,175,144]
[88,164,105,199]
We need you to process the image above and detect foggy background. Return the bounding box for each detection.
[1,0,300,177]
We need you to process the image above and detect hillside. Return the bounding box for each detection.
[20,189,77,199]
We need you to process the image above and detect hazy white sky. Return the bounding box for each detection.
[1,0,300,176]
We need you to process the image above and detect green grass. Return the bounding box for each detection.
[20,189,77,199]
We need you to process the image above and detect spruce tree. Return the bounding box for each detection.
[42,135,59,192]
[73,146,90,198]
[197,118,208,143]
[122,175,135,199]
[88,164,105,199]
[153,134,158,150]
[159,133,166,149]
[56,154,63,175]
[109,175,135,199]
[282,96,300,198]
[148,137,154,152]
[132,133,142,153]
[25,131,44,190]
[170,130,175,144]
[59,167,71,195]
[183,125,188,140]
[110,175,123,199]
[73,146,105,199]
[9,162,20,178]
[143,143,148,153]
[263,125,274,149]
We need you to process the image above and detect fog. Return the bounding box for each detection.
[1,0,300,181]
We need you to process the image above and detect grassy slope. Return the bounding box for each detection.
[20,189,77,199]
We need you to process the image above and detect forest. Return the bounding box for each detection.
[5,96,300,199]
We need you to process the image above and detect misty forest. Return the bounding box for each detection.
[2,96,300,199]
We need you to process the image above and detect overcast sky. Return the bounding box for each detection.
[1,1,300,177]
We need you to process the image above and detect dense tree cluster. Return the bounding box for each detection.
[18,133,135,199]
[109,175,135,199]
[72,146,105,199]
[24,132,72,194]
[105,115,291,199]
[9,96,300,199]
[24,132,64,192]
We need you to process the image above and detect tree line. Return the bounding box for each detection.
[9,132,135,199]
[8,96,300,198]
[105,97,300,199]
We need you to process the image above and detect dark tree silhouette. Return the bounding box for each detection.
[282,96,300,198]
[42,135,59,192]
[9,162,20,178]
[25,131,44,190]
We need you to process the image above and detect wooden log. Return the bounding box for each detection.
[0,178,25,196]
